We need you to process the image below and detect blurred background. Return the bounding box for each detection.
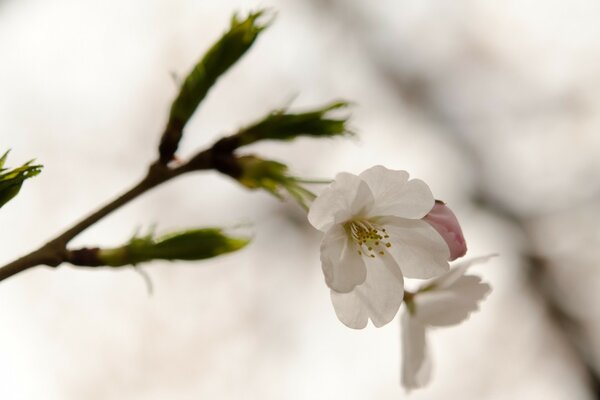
[1,0,599,398]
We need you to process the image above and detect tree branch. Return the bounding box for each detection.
[0,145,231,283]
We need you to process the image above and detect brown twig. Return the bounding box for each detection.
[0,142,239,283]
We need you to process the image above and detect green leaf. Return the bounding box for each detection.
[234,101,352,147]
[97,228,250,267]
[0,150,43,208]
[159,10,271,162]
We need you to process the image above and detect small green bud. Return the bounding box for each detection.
[236,155,320,209]
[234,101,352,147]
[159,10,271,163]
[0,150,42,209]
[237,156,288,194]
[97,228,250,267]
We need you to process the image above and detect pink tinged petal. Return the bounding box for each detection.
[359,165,435,219]
[320,224,367,293]
[401,312,432,391]
[423,202,467,261]
[330,254,404,328]
[308,172,374,232]
[381,217,450,279]
[413,275,492,327]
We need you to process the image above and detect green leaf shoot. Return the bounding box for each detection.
[97,228,250,267]
[234,101,352,147]
[0,150,43,209]
[159,10,272,162]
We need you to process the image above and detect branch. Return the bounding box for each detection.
[0,97,350,283]
[0,147,223,283]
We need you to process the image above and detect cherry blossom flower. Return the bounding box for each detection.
[308,165,452,328]
[401,256,494,390]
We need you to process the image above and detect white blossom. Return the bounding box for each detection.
[308,165,451,328]
[401,256,494,390]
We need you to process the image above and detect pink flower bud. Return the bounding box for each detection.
[423,202,467,261]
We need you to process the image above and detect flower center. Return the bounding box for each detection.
[344,219,392,258]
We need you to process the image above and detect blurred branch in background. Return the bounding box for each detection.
[526,254,600,397]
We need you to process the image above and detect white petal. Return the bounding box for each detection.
[382,217,450,279]
[308,172,374,231]
[401,312,432,390]
[358,255,405,327]
[425,254,498,290]
[330,254,404,328]
[359,165,434,219]
[414,275,492,326]
[330,288,369,329]
[320,224,367,293]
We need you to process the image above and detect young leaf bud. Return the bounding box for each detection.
[159,11,271,163]
[236,155,317,209]
[0,150,42,209]
[96,228,250,267]
[233,101,352,147]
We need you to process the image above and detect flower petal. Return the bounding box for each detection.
[308,172,374,232]
[382,217,450,279]
[425,254,498,290]
[401,312,432,391]
[330,253,404,328]
[330,288,369,329]
[320,224,367,293]
[359,165,434,219]
[414,275,491,326]
[423,202,467,261]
